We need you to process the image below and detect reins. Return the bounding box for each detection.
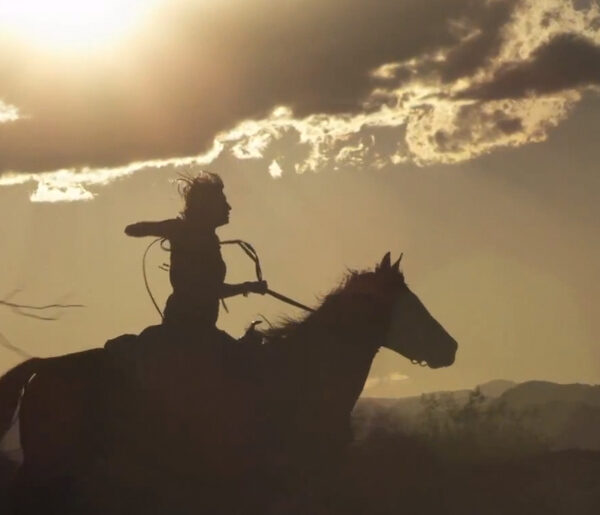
[142,238,315,318]
[220,239,316,313]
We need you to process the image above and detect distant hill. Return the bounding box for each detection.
[499,380,600,408]
[353,379,600,451]
[494,381,600,451]
[478,379,517,398]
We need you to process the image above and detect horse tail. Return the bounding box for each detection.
[0,358,41,438]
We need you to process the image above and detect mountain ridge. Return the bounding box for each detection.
[354,378,600,451]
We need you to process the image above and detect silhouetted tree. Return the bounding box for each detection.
[0,292,83,358]
[0,290,83,321]
[417,388,547,462]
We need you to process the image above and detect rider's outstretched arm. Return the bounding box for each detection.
[124,219,175,238]
[220,281,268,299]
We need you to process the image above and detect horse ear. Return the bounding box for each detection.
[392,253,403,271]
[379,252,391,271]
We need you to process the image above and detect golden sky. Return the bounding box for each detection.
[0,0,599,396]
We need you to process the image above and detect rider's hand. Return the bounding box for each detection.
[245,281,268,295]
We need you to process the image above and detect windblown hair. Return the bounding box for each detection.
[177,171,224,219]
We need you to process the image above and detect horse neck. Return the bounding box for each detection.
[320,331,380,416]
[291,300,385,417]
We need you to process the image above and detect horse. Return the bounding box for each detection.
[0,252,458,514]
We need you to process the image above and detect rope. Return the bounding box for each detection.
[265,289,315,313]
[220,239,262,281]
[142,237,314,317]
[142,238,165,319]
[221,240,315,313]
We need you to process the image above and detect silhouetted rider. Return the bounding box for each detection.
[125,172,267,336]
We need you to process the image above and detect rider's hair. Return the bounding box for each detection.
[177,171,224,219]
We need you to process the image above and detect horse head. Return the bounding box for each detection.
[342,252,457,368]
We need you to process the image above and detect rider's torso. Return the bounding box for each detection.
[163,219,226,325]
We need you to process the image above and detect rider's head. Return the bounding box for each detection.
[178,171,231,227]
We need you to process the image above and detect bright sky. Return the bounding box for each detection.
[0,1,161,54]
[0,0,599,397]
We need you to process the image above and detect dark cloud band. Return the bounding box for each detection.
[0,0,515,175]
[459,33,600,100]
[0,0,598,201]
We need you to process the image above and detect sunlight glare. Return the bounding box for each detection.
[0,1,161,54]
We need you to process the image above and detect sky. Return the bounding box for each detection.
[0,0,599,397]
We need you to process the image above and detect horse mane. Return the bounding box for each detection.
[263,271,357,341]
[263,266,404,342]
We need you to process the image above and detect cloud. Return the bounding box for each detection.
[0,0,599,200]
[268,160,283,179]
[0,101,20,123]
[364,373,409,391]
[0,0,494,173]
[213,0,598,168]
[0,144,222,202]
[459,33,600,100]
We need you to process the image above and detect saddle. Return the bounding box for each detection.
[104,322,265,391]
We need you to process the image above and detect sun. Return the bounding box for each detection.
[0,1,161,54]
